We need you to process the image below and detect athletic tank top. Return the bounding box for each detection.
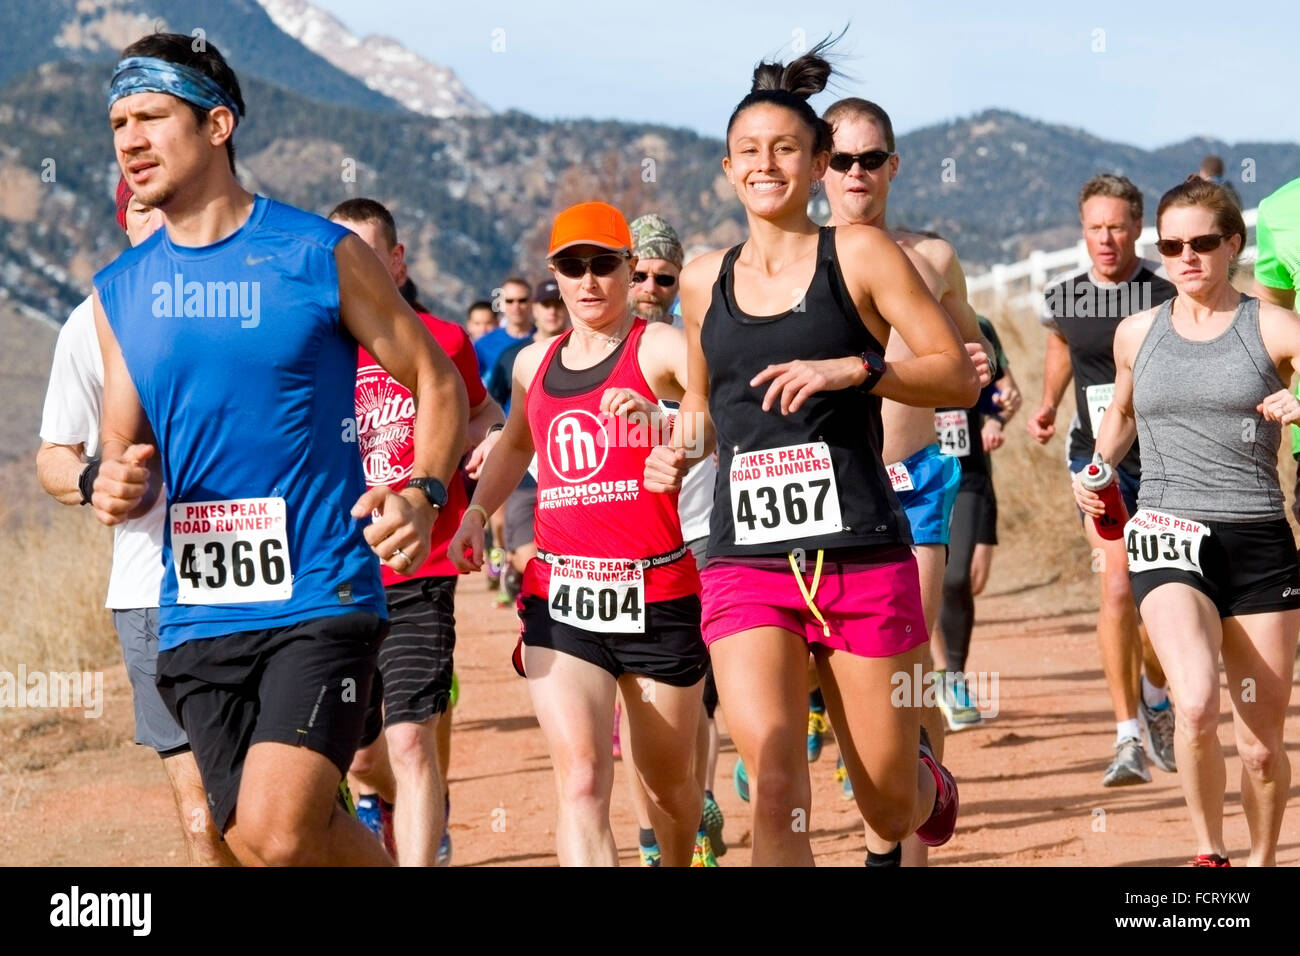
[524,318,699,602]
[94,196,385,649]
[702,227,910,558]
[1132,295,1285,523]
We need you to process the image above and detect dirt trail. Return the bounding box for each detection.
[3,571,1298,867]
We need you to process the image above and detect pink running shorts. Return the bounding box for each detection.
[700,549,928,658]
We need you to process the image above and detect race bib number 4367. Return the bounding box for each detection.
[729,442,843,545]
[1124,509,1209,575]
[170,497,293,604]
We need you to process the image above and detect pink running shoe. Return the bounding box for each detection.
[915,730,958,847]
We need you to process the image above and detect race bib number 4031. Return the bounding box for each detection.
[547,557,645,634]
[1124,509,1209,575]
[170,497,293,604]
[729,442,843,545]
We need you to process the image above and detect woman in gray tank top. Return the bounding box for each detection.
[1075,178,1300,867]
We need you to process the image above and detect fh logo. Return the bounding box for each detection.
[547,412,609,482]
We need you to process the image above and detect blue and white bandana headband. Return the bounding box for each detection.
[107,56,242,125]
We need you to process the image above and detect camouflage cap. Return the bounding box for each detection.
[629,214,683,268]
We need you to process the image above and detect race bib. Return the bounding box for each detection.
[934,410,971,458]
[170,497,293,604]
[729,442,843,545]
[1123,509,1209,575]
[1085,383,1114,438]
[547,556,645,634]
[887,461,914,492]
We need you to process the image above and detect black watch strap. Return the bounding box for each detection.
[859,352,886,393]
[407,476,448,509]
[78,459,101,506]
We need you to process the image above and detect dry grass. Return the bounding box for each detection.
[0,492,116,684]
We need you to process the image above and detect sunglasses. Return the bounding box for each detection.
[503,297,530,305]
[1154,234,1226,257]
[552,253,629,279]
[632,271,677,288]
[828,150,893,173]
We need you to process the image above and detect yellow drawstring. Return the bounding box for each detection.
[788,549,830,638]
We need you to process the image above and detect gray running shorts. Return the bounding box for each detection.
[112,607,189,755]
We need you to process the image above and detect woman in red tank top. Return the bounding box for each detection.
[450,202,707,866]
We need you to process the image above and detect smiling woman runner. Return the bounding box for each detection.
[1076,177,1300,867]
[644,37,978,866]
[450,202,706,866]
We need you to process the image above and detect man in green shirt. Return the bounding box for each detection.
[1251,177,1300,681]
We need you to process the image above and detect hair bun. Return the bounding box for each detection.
[749,33,840,98]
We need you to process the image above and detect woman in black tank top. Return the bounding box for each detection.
[643,39,977,867]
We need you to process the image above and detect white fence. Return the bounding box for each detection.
[967,208,1259,311]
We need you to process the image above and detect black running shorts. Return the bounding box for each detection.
[1129,517,1300,618]
[516,593,708,687]
[156,611,386,832]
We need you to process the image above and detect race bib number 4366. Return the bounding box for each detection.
[1124,509,1209,575]
[170,497,293,604]
[729,442,843,545]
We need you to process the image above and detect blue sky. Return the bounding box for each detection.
[314,0,1297,148]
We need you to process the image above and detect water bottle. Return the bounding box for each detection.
[1078,454,1127,540]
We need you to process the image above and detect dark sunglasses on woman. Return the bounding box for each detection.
[1154,234,1226,257]
[551,253,629,278]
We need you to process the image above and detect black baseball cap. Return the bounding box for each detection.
[534,278,562,303]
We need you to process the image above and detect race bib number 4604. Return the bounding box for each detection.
[934,410,971,457]
[170,497,293,604]
[729,442,843,545]
[1124,509,1209,575]
[548,557,645,634]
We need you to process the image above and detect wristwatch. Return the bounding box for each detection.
[406,477,448,510]
[859,352,886,393]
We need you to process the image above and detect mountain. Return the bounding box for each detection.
[1,53,1296,327]
[254,0,489,119]
[887,109,1299,264]
[0,0,406,115]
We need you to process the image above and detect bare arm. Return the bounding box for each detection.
[449,348,541,570]
[931,239,994,384]
[36,441,89,506]
[1027,332,1073,443]
[1253,279,1296,311]
[467,394,505,450]
[1074,315,1143,517]
[93,293,160,525]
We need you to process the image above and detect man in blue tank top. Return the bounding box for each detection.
[90,33,468,866]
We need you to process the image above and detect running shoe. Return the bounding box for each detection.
[733,759,750,803]
[691,832,719,867]
[915,731,959,847]
[488,546,506,578]
[612,702,622,759]
[937,672,983,732]
[1139,697,1177,773]
[702,793,726,857]
[834,755,854,800]
[1191,853,1230,867]
[807,709,830,762]
[1102,736,1151,787]
[355,793,383,839]
[639,842,661,867]
[436,830,452,867]
[449,670,460,709]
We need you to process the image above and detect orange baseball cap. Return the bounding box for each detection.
[547,201,632,257]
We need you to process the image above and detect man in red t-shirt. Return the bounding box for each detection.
[330,198,503,866]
